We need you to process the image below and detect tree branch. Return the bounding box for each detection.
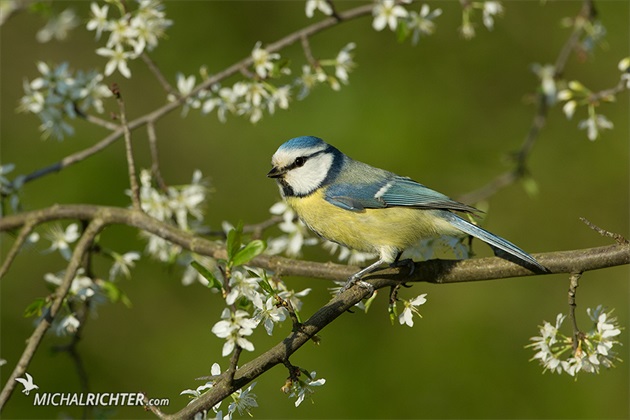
[1,205,628,284]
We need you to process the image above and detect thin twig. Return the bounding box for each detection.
[143,394,167,419]
[325,0,342,21]
[112,84,142,211]
[141,52,177,97]
[83,114,120,131]
[147,121,168,192]
[567,272,582,353]
[580,217,629,245]
[0,218,105,409]
[226,347,242,385]
[588,77,629,103]
[0,220,35,280]
[51,304,92,417]
[300,35,318,67]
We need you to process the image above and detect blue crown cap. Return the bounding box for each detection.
[279,136,326,151]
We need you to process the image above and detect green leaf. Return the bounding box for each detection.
[521,176,540,198]
[226,221,244,264]
[101,281,133,308]
[388,301,398,326]
[191,260,223,290]
[231,240,265,267]
[363,290,378,313]
[396,20,410,43]
[255,270,275,295]
[24,298,48,318]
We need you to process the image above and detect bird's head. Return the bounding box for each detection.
[267,136,342,197]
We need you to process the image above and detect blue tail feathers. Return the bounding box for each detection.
[441,212,548,272]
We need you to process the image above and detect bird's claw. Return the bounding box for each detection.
[389,258,415,277]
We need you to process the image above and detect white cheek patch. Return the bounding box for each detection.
[285,153,333,196]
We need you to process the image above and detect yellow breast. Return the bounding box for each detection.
[286,189,460,262]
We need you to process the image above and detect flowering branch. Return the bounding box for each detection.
[1,205,628,284]
[458,0,596,204]
[15,2,378,189]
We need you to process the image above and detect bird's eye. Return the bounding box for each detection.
[295,157,306,167]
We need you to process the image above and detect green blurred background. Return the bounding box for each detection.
[1,1,628,418]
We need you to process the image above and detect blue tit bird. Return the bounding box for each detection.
[267,136,547,291]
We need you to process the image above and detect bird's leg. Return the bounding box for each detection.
[338,258,383,294]
[389,251,415,277]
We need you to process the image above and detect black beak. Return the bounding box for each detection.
[267,166,285,179]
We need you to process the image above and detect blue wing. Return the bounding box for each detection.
[323,171,547,272]
[324,176,479,214]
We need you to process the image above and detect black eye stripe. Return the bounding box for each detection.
[287,149,325,171]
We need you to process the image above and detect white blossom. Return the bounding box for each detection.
[333,43,356,84]
[211,308,258,356]
[528,308,622,377]
[272,279,311,313]
[45,223,79,260]
[531,63,557,103]
[225,271,260,305]
[180,363,222,408]
[167,169,208,230]
[407,4,442,45]
[88,0,172,77]
[288,371,326,407]
[18,62,111,140]
[322,240,377,266]
[109,251,141,280]
[266,201,318,257]
[305,0,333,18]
[87,3,110,40]
[168,73,201,116]
[398,294,427,327]
[56,314,81,336]
[227,383,258,417]
[562,100,577,119]
[45,269,97,302]
[578,113,613,141]
[372,0,408,32]
[251,42,280,79]
[482,1,503,30]
[97,43,133,78]
[253,295,287,335]
[36,9,79,43]
[267,85,291,114]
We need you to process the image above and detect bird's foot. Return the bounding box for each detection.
[337,275,374,296]
[389,258,415,277]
